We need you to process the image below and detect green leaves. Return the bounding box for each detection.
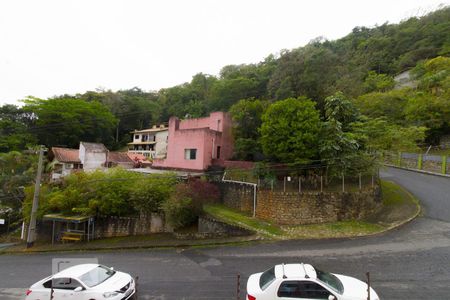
[23,97,118,148]
[22,168,178,219]
[260,97,320,164]
[0,105,37,152]
[229,98,268,160]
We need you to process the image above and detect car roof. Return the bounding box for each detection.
[274,263,317,280]
[53,264,100,279]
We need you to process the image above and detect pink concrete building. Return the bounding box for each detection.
[152,112,234,171]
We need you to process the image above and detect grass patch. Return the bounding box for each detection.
[204,204,284,237]
[381,180,419,206]
[205,180,420,240]
[283,221,384,239]
[381,180,408,205]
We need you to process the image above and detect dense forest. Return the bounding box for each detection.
[1,7,449,155]
[1,7,449,228]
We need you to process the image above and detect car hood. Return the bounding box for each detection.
[93,271,132,291]
[335,274,379,300]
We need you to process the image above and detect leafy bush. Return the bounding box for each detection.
[22,168,177,219]
[161,179,219,229]
[129,174,177,215]
[161,188,197,230]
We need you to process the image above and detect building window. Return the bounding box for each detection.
[217,146,221,159]
[134,134,140,140]
[185,149,197,160]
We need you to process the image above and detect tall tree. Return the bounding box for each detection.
[229,98,268,160]
[23,97,117,148]
[0,105,37,152]
[260,97,320,164]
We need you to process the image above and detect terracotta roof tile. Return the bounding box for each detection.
[108,152,134,164]
[50,147,80,163]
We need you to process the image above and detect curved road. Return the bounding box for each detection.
[1,167,450,300]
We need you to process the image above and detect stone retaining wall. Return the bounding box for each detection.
[218,181,254,213]
[219,182,381,225]
[256,189,381,225]
[94,214,165,238]
[198,215,252,236]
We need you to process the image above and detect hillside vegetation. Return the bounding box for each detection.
[0,7,448,154]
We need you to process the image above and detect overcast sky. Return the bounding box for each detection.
[0,0,447,105]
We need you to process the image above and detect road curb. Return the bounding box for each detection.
[0,235,263,255]
[384,164,450,179]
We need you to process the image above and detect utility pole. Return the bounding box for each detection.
[27,146,45,248]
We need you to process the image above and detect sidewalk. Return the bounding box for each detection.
[0,233,261,254]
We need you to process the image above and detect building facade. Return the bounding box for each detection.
[127,125,168,159]
[152,112,234,171]
[49,142,136,180]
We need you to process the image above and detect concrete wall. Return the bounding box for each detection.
[51,162,77,180]
[79,143,107,171]
[155,130,168,158]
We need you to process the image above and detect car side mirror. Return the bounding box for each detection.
[328,295,336,300]
[74,286,83,292]
[110,267,114,271]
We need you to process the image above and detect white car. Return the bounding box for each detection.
[246,263,379,300]
[25,263,135,300]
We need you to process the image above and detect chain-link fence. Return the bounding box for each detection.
[384,151,449,175]
[256,173,378,192]
[223,167,379,193]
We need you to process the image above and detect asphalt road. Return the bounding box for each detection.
[1,167,450,300]
[380,167,450,222]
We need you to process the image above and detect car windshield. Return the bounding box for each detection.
[315,268,344,294]
[259,267,276,290]
[78,265,116,287]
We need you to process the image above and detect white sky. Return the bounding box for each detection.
[0,0,448,105]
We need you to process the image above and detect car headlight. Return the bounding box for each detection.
[103,291,119,298]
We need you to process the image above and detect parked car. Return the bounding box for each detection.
[25,263,135,300]
[246,263,379,300]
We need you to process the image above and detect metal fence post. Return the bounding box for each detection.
[342,173,345,193]
[320,176,323,192]
[397,151,402,166]
[418,153,423,170]
[135,276,139,300]
[237,273,241,300]
[298,177,301,194]
[366,272,371,300]
[271,179,274,191]
[283,176,286,192]
[442,155,447,175]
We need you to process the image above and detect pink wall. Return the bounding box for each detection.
[152,112,234,171]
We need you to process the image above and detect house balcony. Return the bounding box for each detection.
[128,149,156,159]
